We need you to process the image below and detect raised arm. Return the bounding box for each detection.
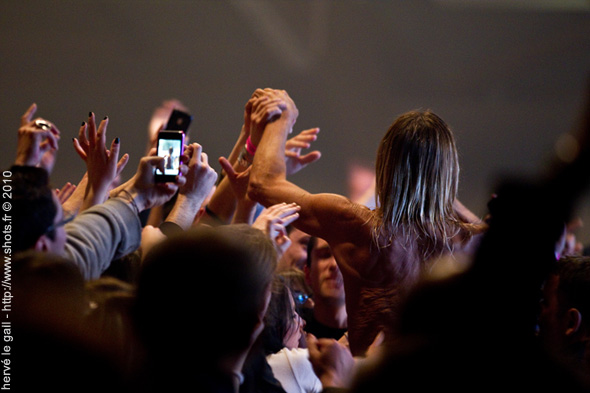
[247,89,364,244]
[73,112,129,211]
[199,90,286,226]
[164,143,218,230]
[198,124,249,226]
[15,103,60,172]
[109,152,186,214]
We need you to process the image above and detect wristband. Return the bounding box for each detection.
[238,145,254,167]
[246,136,257,156]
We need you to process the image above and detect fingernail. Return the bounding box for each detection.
[114,137,120,144]
[103,116,108,120]
[81,121,85,126]
[88,112,93,117]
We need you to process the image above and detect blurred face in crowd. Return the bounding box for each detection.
[278,228,311,271]
[306,238,345,305]
[40,192,68,255]
[283,288,305,349]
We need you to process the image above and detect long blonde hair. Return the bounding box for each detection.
[374,110,464,256]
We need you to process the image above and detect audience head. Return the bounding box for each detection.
[10,251,128,392]
[279,267,314,311]
[374,110,460,243]
[538,256,590,365]
[305,236,345,307]
[277,225,311,271]
[133,224,277,380]
[84,277,138,370]
[12,166,67,254]
[262,275,306,355]
[12,250,86,329]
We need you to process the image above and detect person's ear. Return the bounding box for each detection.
[33,235,51,252]
[565,308,583,336]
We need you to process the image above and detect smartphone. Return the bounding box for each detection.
[155,130,185,182]
[165,109,193,133]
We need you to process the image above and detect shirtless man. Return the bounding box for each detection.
[247,88,485,355]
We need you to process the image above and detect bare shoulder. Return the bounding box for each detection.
[299,192,375,242]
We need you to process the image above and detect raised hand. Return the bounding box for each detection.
[179,143,218,202]
[247,90,288,146]
[110,149,187,214]
[307,333,355,389]
[252,202,300,255]
[73,112,129,209]
[15,103,61,172]
[163,143,218,230]
[219,156,252,203]
[285,127,322,175]
[55,182,76,205]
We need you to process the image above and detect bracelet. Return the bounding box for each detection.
[237,145,254,167]
[117,189,139,216]
[245,136,257,156]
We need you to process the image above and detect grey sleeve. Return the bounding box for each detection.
[63,197,142,280]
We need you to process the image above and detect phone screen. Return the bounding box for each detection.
[155,131,185,181]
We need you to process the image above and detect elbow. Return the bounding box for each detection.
[247,177,267,204]
[248,169,285,206]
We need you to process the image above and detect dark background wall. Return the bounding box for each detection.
[2,1,590,242]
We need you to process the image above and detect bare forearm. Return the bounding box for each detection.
[166,194,201,230]
[249,118,290,206]
[227,125,248,165]
[232,200,257,225]
[80,186,109,212]
[201,175,237,225]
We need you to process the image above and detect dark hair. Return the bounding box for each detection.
[262,275,297,355]
[12,250,86,328]
[84,277,137,372]
[306,236,318,268]
[134,225,277,367]
[11,166,57,251]
[10,251,128,391]
[554,256,590,321]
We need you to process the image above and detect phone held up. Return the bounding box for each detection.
[154,109,193,182]
[155,130,184,182]
[154,109,193,183]
[165,109,192,134]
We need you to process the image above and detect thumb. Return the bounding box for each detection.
[142,155,166,174]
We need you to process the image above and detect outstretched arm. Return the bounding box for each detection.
[199,90,287,226]
[247,89,364,244]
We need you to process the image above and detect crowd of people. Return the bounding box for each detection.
[7,78,590,392]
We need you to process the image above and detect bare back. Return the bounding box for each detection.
[328,205,483,356]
